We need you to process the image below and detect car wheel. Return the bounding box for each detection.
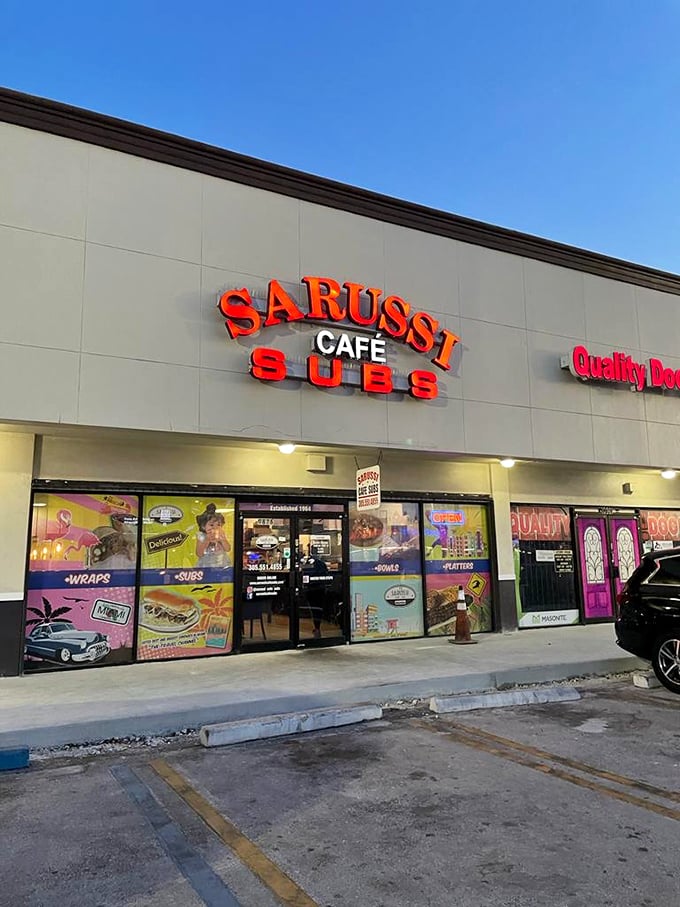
[652,633,680,694]
[58,648,72,663]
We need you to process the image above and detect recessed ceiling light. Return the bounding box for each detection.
[499,458,516,469]
[661,469,677,480]
[278,443,296,455]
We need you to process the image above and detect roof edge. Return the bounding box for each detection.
[2,85,679,296]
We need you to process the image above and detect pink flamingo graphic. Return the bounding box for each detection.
[44,509,100,559]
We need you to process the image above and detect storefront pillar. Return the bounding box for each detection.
[489,464,519,632]
[0,432,35,675]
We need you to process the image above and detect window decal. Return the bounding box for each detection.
[584,526,604,584]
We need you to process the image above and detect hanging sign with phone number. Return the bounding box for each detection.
[356,465,381,512]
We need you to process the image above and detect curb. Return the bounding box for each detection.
[0,653,646,750]
[199,705,383,747]
[430,686,582,714]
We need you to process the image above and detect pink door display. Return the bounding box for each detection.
[610,517,640,599]
[575,516,613,620]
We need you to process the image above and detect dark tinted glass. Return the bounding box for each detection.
[649,556,680,585]
[626,559,656,591]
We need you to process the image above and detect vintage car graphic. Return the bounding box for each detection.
[25,621,110,665]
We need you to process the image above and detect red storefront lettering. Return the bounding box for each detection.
[408,370,438,400]
[344,282,380,327]
[307,355,342,388]
[218,288,262,338]
[431,329,460,371]
[377,296,410,339]
[250,347,286,381]
[264,280,305,326]
[302,276,346,321]
[361,363,393,394]
[220,277,464,395]
[405,312,439,353]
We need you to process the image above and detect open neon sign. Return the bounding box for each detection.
[217,276,460,400]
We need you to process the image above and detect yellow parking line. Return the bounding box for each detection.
[443,720,680,804]
[150,758,319,907]
[412,720,680,823]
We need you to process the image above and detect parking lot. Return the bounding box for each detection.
[2,678,679,907]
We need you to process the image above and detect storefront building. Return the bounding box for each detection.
[3,87,680,675]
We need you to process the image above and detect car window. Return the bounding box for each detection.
[625,559,656,591]
[646,555,680,586]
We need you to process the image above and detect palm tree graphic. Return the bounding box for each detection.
[26,596,72,628]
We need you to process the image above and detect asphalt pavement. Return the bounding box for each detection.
[2,678,678,907]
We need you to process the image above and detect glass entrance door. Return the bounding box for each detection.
[295,515,345,644]
[240,514,293,646]
[239,509,347,649]
[575,513,641,622]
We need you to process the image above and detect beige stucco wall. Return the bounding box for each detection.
[3,119,680,468]
[0,432,34,594]
[507,463,680,509]
[36,434,492,496]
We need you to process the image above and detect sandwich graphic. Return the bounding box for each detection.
[141,588,199,631]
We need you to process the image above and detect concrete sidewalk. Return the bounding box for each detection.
[0,626,646,749]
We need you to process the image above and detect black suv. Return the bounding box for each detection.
[615,547,680,694]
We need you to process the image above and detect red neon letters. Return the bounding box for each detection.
[218,277,459,371]
[222,276,463,401]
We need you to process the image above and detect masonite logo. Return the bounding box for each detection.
[217,276,461,401]
[145,530,188,554]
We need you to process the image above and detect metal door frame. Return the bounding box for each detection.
[572,509,640,624]
[235,503,349,652]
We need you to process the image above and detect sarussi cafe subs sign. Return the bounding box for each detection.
[217,276,460,400]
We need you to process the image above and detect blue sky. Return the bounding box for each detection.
[3,1,679,272]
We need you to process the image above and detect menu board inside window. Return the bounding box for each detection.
[349,502,424,641]
[25,493,139,672]
[424,503,493,634]
[137,496,235,661]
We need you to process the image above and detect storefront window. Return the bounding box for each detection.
[25,492,139,672]
[137,496,235,661]
[510,504,578,628]
[349,502,424,641]
[424,503,493,635]
[639,509,680,553]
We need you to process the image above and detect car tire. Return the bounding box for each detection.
[58,648,72,663]
[652,632,680,694]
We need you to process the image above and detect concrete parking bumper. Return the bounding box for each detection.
[429,686,582,714]
[199,704,383,747]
